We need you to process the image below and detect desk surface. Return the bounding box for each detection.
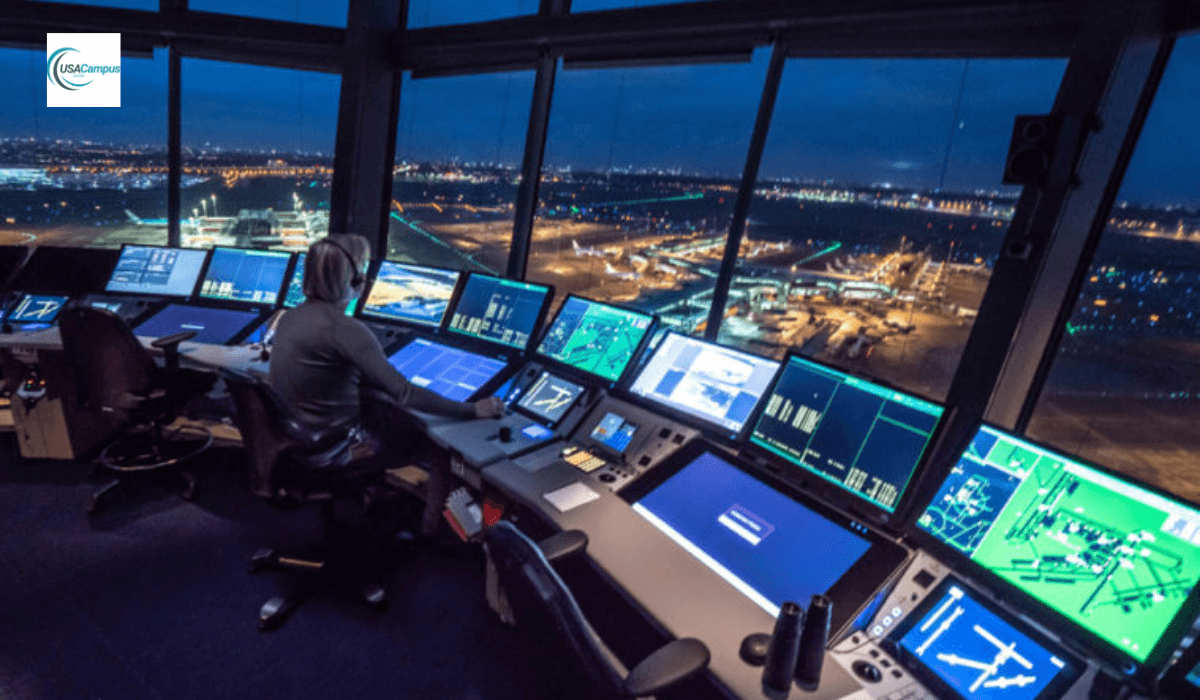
[483,448,868,700]
[0,327,269,376]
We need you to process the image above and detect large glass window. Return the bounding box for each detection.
[390,71,534,271]
[190,0,350,27]
[0,47,167,248]
[1026,36,1200,503]
[407,0,538,29]
[25,0,158,8]
[181,59,339,250]
[529,53,768,330]
[572,0,696,12]
[717,59,1066,402]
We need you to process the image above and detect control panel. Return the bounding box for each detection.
[561,394,699,492]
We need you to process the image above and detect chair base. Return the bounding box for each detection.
[99,423,213,473]
[87,468,199,515]
[248,547,389,631]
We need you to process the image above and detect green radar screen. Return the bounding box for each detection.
[919,425,1200,663]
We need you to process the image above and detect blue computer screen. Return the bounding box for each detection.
[895,581,1076,700]
[447,274,549,350]
[362,261,460,328]
[590,412,639,453]
[199,248,291,304]
[536,296,654,382]
[628,333,779,437]
[283,253,307,308]
[106,246,208,297]
[750,355,944,512]
[6,294,69,323]
[134,304,260,345]
[515,371,585,425]
[632,451,871,617]
[387,337,507,402]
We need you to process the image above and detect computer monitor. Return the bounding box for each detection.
[386,337,508,402]
[134,304,260,345]
[446,272,552,352]
[198,247,291,305]
[5,293,69,324]
[626,332,780,440]
[536,295,655,383]
[514,371,586,426]
[915,424,1200,669]
[105,245,209,298]
[361,261,461,328]
[590,412,640,453]
[12,246,120,295]
[884,577,1083,700]
[0,245,30,291]
[620,442,907,630]
[749,354,944,513]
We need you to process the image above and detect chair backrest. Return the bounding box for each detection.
[484,521,628,699]
[224,372,357,501]
[59,306,158,421]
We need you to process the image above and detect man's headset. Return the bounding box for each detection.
[324,238,364,289]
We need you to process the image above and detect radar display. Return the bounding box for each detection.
[537,296,653,382]
[917,425,1200,663]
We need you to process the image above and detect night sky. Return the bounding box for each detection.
[2,0,1198,205]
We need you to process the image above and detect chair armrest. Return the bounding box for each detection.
[537,530,588,564]
[150,330,198,349]
[623,638,710,698]
[283,418,351,453]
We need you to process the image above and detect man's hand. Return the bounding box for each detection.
[473,396,506,419]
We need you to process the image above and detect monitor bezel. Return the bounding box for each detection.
[444,271,554,355]
[132,302,265,346]
[619,330,782,444]
[357,260,464,331]
[12,245,120,296]
[619,439,910,635]
[1159,631,1200,699]
[386,334,512,403]
[0,245,31,293]
[742,350,948,521]
[195,246,294,309]
[103,244,212,299]
[880,574,1085,700]
[533,293,658,387]
[906,421,1200,682]
[511,368,588,428]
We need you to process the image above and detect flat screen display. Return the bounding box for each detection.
[889,578,1082,700]
[590,412,639,453]
[536,296,654,382]
[447,273,550,351]
[361,261,461,328]
[106,246,208,297]
[198,247,291,305]
[627,332,779,437]
[515,371,585,425]
[386,337,507,402]
[631,450,871,618]
[6,294,68,323]
[134,304,260,345]
[750,355,943,512]
[14,246,119,295]
[916,425,1200,664]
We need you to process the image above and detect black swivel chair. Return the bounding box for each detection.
[58,306,214,514]
[224,372,410,631]
[484,520,712,700]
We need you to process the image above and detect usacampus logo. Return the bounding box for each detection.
[47,47,120,91]
[46,33,121,108]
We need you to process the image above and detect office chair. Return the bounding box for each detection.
[58,306,215,514]
[224,372,411,631]
[484,520,711,700]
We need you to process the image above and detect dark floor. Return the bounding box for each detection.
[0,435,560,700]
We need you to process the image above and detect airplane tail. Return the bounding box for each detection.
[124,209,141,224]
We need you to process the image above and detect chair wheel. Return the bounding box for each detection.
[182,484,198,501]
[86,496,101,515]
[248,548,276,574]
[362,584,387,610]
[258,596,291,631]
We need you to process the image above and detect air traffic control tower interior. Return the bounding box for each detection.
[2,1,1200,699]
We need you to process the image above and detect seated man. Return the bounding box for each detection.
[268,234,503,533]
